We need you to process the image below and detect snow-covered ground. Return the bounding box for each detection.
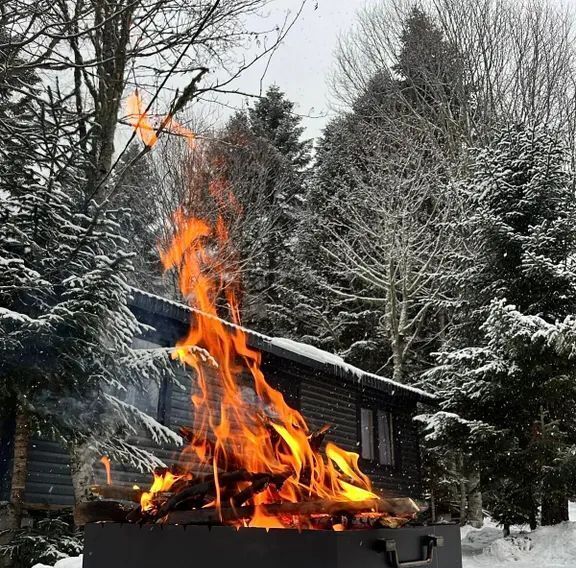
[33,506,576,568]
[461,502,576,567]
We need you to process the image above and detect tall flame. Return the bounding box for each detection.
[128,90,378,528]
[158,216,377,527]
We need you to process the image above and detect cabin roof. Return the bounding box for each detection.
[129,288,436,404]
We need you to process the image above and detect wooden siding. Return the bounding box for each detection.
[14,292,426,509]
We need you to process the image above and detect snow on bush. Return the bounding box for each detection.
[32,556,82,568]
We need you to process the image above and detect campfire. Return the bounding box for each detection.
[80,95,420,532]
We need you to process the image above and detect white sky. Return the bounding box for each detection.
[213,0,369,141]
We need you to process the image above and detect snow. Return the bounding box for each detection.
[271,337,345,365]
[133,288,435,401]
[32,555,82,568]
[272,336,434,399]
[461,510,576,568]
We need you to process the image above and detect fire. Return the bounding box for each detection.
[100,456,112,485]
[140,470,189,512]
[125,90,195,148]
[125,90,158,148]
[129,92,380,529]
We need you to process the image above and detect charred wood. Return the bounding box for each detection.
[90,484,142,503]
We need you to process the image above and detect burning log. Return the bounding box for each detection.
[230,473,286,507]
[90,484,142,503]
[162,497,419,526]
[155,470,284,517]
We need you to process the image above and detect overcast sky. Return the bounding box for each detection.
[215,0,369,142]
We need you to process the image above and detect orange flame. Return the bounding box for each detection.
[100,456,112,485]
[140,470,190,511]
[131,97,378,529]
[125,90,195,148]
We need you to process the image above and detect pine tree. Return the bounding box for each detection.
[185,86,312,335]
[110,143,164,291]
[0,32,177,514]
[422,125,576,528]
[248,85,312,170]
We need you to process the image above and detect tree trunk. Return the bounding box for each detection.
[541,483,569,526]
[7,410,30,529]
[466,470,483,528]
[69,442,97,507]
[459,476,467,526]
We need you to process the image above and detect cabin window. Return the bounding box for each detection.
[125,338,162,418]
[360,408,375,460]
[360,407,395,467]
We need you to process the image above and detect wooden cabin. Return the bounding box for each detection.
[0,289,433,514]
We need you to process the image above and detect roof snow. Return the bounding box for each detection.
[130,288,435,403]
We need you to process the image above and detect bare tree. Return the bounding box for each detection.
[318,138,461,382]
[2,0,306,202]
[332,0,576,148]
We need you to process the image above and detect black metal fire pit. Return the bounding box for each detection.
[83,523,462,568]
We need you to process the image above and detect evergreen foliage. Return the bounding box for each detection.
[422,125,576,528]
[186,86,312,335]
[0,29,176,495]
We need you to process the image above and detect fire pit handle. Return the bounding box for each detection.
[377,535,444,568]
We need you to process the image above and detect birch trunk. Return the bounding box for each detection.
[466,470,483,528]
[69,442,97,507]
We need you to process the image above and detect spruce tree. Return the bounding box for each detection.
[191,86,311,335]
[0,33,178,514]
[422,125,576,528]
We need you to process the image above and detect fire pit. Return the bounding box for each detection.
[83,523,461,568]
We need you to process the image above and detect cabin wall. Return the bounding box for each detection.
[12,299,425,509]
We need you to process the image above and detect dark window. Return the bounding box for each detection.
[127,338,162,418]
[360,408,375,460]
[360,407,395,467]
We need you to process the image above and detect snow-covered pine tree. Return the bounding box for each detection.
[176,86,312,336]
[421,124,576,529]
[110,143,165,291]
[0,30,179,519]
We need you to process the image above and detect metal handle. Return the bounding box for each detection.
[378,535,444,568]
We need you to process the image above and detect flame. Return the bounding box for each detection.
[140,470,189,511]
[125,90,195,148]
[125,90,158,148]
[130,96,379,529]
[154,214,377,528]
[100,456,112,485]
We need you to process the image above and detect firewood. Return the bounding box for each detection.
[162,497,419,526]
[230,476,270,507]
[74,500,135,526]
[89,484,142,503]
[230,473,287,507]
[156,469,253,517]
[308,424,331,452]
